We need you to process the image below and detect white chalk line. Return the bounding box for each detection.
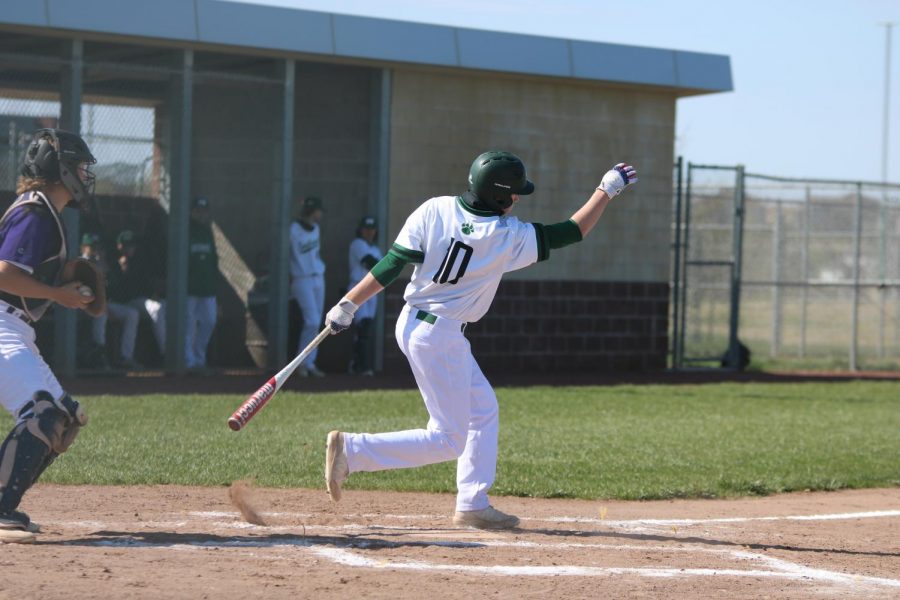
[310,546,900,589]
[66,531,900,590]
[188,508,900,526]
[46,508,900,591]
[559,509,900,530]
[47,506,900,537]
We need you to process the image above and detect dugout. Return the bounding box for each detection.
[0,1,731,376]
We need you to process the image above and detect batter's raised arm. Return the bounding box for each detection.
[570,163,637,238]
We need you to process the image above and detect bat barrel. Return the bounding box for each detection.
[227,380,276,431]
[226,328,330,431]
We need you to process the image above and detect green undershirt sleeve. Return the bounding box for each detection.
[531,219,583,262]
[370,248,415,287]
[532,223,550,262]
[545,219,583,250]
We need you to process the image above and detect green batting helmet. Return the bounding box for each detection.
[467,151,534,213]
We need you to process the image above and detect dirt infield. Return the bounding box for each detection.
[2,485,898,599]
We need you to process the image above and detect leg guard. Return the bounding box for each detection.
[0,421,51,514]
[0,391,84,513]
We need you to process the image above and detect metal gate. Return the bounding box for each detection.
[672,160,900,371]
[672,161,746,369]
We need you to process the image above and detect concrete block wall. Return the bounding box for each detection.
[384,67,676,373]
[383,280,669,375]
[388,68,676,283]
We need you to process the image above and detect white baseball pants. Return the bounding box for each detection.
[128,298,166,354]
[344,304,499,512]
[91,301,140,361]
[291,274,324,367]
[0,311,64,419]
[186,295,217,368]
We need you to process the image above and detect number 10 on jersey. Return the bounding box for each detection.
[433,238,473,284]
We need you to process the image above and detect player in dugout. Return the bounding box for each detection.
[323,151,636,530]
[0,129,99,544]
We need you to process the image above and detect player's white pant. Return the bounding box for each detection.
[128,298,166,355]
[344,304,499,512]
[0,311,64,419]
[186,295,217,368]
[291,274,324,367]
[91,301,140,361]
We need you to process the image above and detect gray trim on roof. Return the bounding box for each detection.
[1,0,732,94]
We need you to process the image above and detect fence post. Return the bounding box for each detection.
[800,186,811,357]
[671,156,683,369]
[771,200,782,357]
[878,191,886,359]
[268,59,294,370]
[850,182,863,371]
[678,162,694,368]
[165,49,193,374]
[726,165,746,368]
[369,68,392,373]
[55,38,83,377]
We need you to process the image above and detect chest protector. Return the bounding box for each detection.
[0,192,67,322]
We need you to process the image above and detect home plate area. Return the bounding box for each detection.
[1,486,898,599]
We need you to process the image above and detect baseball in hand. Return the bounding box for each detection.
[78,285,94,298]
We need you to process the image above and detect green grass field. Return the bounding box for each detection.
[5,381,899,501]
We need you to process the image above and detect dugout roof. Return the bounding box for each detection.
[0,0,732,96]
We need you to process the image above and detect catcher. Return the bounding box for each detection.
[0,129,105,544]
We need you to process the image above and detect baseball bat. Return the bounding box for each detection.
[227,327,332,431]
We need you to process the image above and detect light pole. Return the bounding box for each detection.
[881,22,893,186]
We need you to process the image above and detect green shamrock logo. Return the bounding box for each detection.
[461,222,474,235]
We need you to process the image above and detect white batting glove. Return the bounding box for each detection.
[597,163,638,198]
[325,298,359,334]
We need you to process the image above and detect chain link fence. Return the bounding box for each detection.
[673,161,900,371]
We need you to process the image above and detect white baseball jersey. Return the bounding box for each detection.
[289,221,325,278]
[348,238,383,288]
[393,195,541,323]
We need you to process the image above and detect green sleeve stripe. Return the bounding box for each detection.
[545,219,583,250]
[532,222,550,262]
[390,243,424,263]
[371,252,409,287]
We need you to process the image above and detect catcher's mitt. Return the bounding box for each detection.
[60,258,107,317]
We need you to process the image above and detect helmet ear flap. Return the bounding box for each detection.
[22,134,60,181]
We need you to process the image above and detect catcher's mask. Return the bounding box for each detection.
[22,128,97,206]
[467,151,534,213]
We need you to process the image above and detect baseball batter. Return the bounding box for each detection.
[324,151,637,529]
[0,129,95,543]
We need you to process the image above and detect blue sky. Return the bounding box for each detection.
[230,0,900,183]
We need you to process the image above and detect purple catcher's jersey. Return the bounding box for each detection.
[0,191,67,321]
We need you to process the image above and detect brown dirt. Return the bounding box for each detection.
[227,480,267,527]
[1,485,898,599]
